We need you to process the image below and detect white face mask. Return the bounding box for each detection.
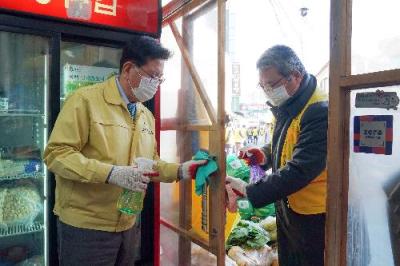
[128,76,159,102]
[264,84,291,106]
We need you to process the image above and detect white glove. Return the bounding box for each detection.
[107,166,154,192]
[134,157,157,171]
[178,160,208,180]
[226,176,248,197]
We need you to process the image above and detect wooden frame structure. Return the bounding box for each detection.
[160,0,400,265]
[159,0,226,265]
[327,0,400,265]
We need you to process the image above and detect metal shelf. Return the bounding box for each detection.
[0,172,44,181]
[0,222,44,237]
[0,113,44,117]
[0,109,44,117]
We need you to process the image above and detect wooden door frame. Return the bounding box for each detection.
[160,0,400,265]
[327,0,400,265]
[159,0,226,265]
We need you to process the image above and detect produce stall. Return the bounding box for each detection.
[225,155,278,266]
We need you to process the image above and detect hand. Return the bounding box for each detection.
[225,183,239,212]
[238,146,266,165]
[226,176,247,197]
[133,157,159,176]
[107,166,156,192]
[178,160,208,180]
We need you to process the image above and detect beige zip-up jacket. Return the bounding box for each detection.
[44,77,179,232]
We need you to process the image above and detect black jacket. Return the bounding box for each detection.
[246,74,328,209]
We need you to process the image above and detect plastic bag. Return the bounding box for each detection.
[237,198,254,220]
[228,246,258,266]
[243,245,275,266]
[226,154,250,183]
[228,245,276,266]
[225,255,238,266]
[249,161,265,184]
[191,245,216,266]
[226,154,274,220]
[253,204,275,219]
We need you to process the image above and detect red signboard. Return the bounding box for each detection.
[0,0,160,35]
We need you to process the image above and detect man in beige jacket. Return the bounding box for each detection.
[44,35,205,265]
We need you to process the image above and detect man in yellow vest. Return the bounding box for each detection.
[226,45,328,266]
[44,35,206,265]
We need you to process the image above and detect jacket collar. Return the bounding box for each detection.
[103,76,145,117]
[270,73,317,118]
[104,76,125,106]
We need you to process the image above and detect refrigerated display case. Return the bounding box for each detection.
[0,1,162,264]
[0,31,49,266]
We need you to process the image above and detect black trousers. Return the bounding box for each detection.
[275,200,326,266]
[57,219,140,266]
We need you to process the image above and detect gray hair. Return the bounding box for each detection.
[256,45,306,77]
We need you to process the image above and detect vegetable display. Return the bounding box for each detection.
[226,220,270,250]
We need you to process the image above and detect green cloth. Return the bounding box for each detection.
[193,150,218,195]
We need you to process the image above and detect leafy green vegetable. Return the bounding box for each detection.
[226,220,270,250]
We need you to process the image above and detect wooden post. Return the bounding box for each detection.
[178,15,194,266]
[326,0,351,265]
[208,0,226,265]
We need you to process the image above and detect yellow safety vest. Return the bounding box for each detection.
[274,89,327,215]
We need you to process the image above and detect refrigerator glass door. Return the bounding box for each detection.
[0,31,50,266]
[60,42,121,105]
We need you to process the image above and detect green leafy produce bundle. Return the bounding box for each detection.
[226,220,270,250]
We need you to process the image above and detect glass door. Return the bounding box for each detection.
[347,87,399,266]
[0,30,50,266]
[60,41,121,105]
[327,0,400,265]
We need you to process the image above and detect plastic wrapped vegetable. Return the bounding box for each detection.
[269,230,277,242]
[228,246,258,266]
[225,255,238,266]
[226,220,270,250]
[226,154,250,183]
[242,245,275,266]
[253,204,275,219]
[226,154,274,219]
[260,216,277,232]
[260,216,277,242]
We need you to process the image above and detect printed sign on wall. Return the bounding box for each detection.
[354,115,393,155]
[63,64,118,96]
[1,0,160,35]
[355,90,399,110]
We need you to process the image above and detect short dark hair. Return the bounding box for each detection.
[256,45,306,77]
[119,35,172,72]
